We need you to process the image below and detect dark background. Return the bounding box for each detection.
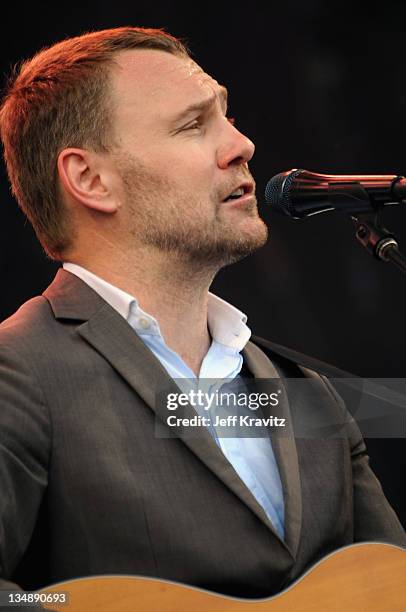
[1,1,405,527]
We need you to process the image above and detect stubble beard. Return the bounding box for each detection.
[117,155,269,270]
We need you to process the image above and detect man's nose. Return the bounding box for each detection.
[217,123,255,169]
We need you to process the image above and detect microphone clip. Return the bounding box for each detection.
[351,212,406,273]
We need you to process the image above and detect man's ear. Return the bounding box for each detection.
[57,148,119,214]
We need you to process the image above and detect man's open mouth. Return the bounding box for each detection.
[222,183,254,202]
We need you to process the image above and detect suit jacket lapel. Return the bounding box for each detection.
[242,341,303,558]
[44,270,293,554]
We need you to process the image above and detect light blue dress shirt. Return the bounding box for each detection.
[63,262,285,538]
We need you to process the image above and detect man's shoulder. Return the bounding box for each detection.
[0,268,106,352]
[0,294,62,382]
[0,294,55,347]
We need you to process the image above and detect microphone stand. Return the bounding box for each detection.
[351,212,406,274]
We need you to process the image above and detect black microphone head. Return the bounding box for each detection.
[265,169,304,217]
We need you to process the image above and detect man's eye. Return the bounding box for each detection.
[185,121,202,130]
[183,116,236,131]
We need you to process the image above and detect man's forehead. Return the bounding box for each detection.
[111,49,224,103]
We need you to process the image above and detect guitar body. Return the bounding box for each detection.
[42,543,406,611]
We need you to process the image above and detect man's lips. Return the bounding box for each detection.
[222,193,256,208]
[222,182,255,202]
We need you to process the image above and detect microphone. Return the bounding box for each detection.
[265,169,406,219]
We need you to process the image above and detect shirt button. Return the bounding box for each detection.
[138,318,150,330]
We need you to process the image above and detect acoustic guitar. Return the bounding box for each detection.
[40,543,405,611]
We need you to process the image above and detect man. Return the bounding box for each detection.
[0,26,404,600]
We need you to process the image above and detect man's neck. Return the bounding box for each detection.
[68,248,218,376]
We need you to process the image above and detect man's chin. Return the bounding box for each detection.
[188,220,269,267]
[137,215,268,267]
[223,215,269,252]
[222,226,268,265]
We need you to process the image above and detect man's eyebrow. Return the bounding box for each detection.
[169,86,229,125]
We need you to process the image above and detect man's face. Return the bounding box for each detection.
[108,49,268,266]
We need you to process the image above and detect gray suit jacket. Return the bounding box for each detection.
[0,270,404,597]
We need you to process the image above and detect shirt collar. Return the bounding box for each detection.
[207,293,251,351]
[62,262,251,352]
